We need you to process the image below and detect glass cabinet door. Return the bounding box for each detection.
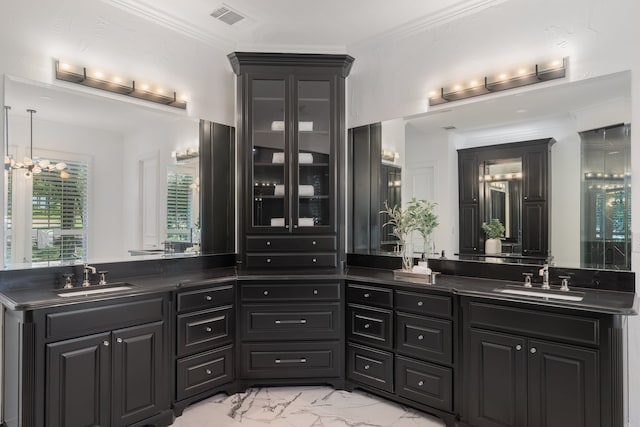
[293,78,333,231]
[250,78,288,230]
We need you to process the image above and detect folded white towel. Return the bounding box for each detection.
[298,217,315,227]
[412,266,432,275]
[272,152,285,164]
[271,121,285,131]
[270,218,285,227]
[274,184,285,196]
[299,121,313,132]
[298,185,315,196]
[299,153,314,164]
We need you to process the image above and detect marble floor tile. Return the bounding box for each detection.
[173,386,446,427]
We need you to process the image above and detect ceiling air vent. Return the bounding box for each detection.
[210,6,245,25]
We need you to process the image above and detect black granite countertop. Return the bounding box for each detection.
[1,266,636,315]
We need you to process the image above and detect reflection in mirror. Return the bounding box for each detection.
[484,159,521,246]
[2,75,202,269]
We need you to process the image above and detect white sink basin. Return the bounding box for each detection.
[55,284,134,298]
[494,286,584,302]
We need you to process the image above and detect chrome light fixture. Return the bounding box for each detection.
[55,60,187,110]
[6,108,67,178]
[429,58,567,106]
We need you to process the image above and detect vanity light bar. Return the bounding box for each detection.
[54,60,187,110]
[429,58,567,106]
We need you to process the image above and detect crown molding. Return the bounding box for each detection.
[349,0,509,51]
[102,0,235,51]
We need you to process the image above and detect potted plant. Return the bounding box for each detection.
[482,218,505,254]
[382,198,439,272]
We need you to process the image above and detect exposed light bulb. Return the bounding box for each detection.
[429,91,437,98]
[113,76,122,84]
[469,80,478,87]
[453,84,462,91]
[94,71,104,79]
[499,73,508,80]
[140,83,150,91]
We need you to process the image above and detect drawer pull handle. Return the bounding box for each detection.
[266,241,271,246]
[417,301,423,307]
[263,290,269,296]
[103,340,110,347]
[530,347,537,354]
[313,289,318,295]
[418,334,424,341]
[274,319,307,325]
[116,338,123,343]
[364,293,370,298]
[205,327,213,332]
[275,358,307,364]
[516,345,522,351]
[205,295,213,301]
[205,369,212,375]
[364,364,370,370]
[266,258,272,263]
[418,380,424,387]
[312,241,317,245]
[364,323,371,329]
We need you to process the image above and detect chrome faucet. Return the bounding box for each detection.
[539,263,550,289]
[82,264,97,287]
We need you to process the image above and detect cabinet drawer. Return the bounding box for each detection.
[177,306,233,357]
[241,303,340,341]
[176,345,233,401]
[246,236,336,252]
[467,301,600,346]
[395,290,452,318]
[246,253,336,268]
[241,282,341,302]
[44,297,165,341]
[241,341,340,379]
[347,304,393,350]
[177,284,234,313]
[396,355,452,412]
[347,342,393,393]
[396,313,453,365]
[346,283,392,308]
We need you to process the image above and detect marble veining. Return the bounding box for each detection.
[174,386,445,426]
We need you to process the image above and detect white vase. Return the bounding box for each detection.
[485,238,502,254]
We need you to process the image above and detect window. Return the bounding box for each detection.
[166,170,194,241]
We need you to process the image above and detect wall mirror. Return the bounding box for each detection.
[350,70,632,271]
[1,75,222,270]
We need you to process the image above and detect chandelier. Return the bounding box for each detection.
[4,107,68,178]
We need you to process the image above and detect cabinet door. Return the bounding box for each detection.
[522,147,548,202]
[459,152,479,204]
[292,76,336,232]
[46,332,111,427]
[527,340,599,427]
[111,321,166,427]
[468,329,527,427]
[248,75,291,232]
[459,204,480,253]
[522,201,548,256]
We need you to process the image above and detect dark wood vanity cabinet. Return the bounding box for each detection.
[457,139,552,257]
[3,294,172,427]
[173,282,235,414]
[346,282,458,427]
[229,52,354,270]
[462,298,622,427]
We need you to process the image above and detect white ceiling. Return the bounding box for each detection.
[103,0,508,51]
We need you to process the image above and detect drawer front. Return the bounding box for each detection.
[347,304,393,350]
[467,301,600,346]
[396,313,453,365]
[396,355,453,412]
[246,236,336,252]
[246,254,336,269]
[241,341,340,379]
[346,283,393,308]
[241,303,340,341]
[395,290,452,318]
[347,342,394,393]
[177,306,233,357]
[176,345,233,401]
[45,297,165,341]
[241,282,341,302]
[177,284,234,313]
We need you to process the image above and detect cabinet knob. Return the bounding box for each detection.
[103,340,110,347]
[285,225,290,229]
[364,323,371,329]
[266,241,271,246]
[312,258,317,263]
[417,301,423,307]
[364,364,370,370]
[312,241,317,245]
[263,290,269,296]
[418,334,424,341]
[205,327,212,332]
[116,338,123,343]
[266,258,272,263]
[293,224,298,229]
[473,247,477,251]
[418,380,424,387]
[530,347,537,354]
[473,198,477,202]
[313,289,318,295]
[363,293,370,298]
[524,196,528,200]
[516,345,522,351]
[205,295,213,301]
[205,369,212,375]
